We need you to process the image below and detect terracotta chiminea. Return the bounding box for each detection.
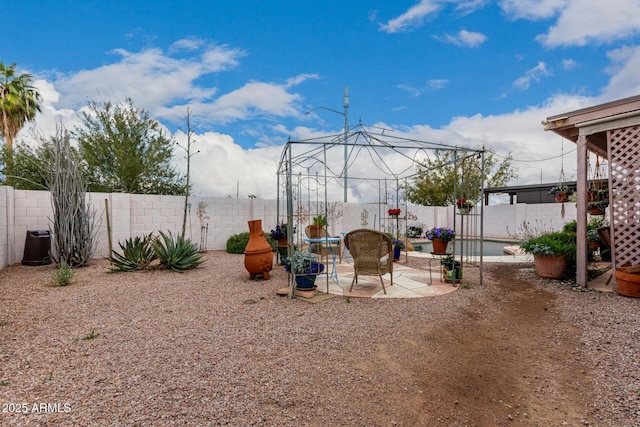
[244,219,273,280]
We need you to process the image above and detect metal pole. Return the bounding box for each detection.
[343,86,349,203]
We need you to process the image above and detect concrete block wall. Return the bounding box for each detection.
[0,186,11,268]
[0,186,579,271]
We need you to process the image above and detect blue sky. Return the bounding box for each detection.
[4,0,640,199]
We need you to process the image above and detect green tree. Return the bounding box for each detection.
[407,149,518,206]
[74,98,184,194]
[0,62,42,184]
[0,140,53,190]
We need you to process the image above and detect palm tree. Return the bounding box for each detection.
[0,62,42,184]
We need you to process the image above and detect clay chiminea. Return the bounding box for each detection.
[244,219,273,280]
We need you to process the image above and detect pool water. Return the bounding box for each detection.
[412,239,519,257]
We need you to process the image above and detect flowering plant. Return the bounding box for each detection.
[548,185,573,197]
[388,208,401,216]
[407,226,423,238]
[270,223,295,241]
[456,198,474,209]
[425,227,456,243]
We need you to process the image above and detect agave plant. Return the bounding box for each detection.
[152,230,204,272]
[107,233,157,271]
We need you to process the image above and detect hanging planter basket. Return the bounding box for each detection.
[553,192,570,203]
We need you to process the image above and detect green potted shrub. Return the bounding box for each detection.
[309,215,327,238]
[520,232,576,279]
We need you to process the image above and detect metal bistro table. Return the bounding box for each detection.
[304,237,341,291]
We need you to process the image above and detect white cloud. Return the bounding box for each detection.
[601,45,640,101]
[500,1,640,47]
[169,37,206,52]
[437,29,487,47]
[429,79,450,90]
[537,0,640,47]
[379,0,442,33]
[513,61,551,89]
[499,0,566,20]
[379,0,487,33]
[41,41,315,135]
[397,79,450,97]
[53,42,244,112]
[561,58,577,70]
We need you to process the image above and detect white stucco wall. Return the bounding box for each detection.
[0,186,578,270]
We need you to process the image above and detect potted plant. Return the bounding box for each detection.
[587,187,608,202]
[456,198,474,214]
[407,225,424,238]
[440,255,462,282]
[392,239,405,261]
[270,223,295,244]
[587,228,601,251]
[587,200,608,215]
[425,227,456,254]
[548,185,573,202]
[284,250,325,289]
[388,208,401,217]
[270,223,295,264]
[308,215,327,238]
[520,231,576,279]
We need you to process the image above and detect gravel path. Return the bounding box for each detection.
[0,251,639,426]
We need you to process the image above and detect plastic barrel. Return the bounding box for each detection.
[21,230,52,266]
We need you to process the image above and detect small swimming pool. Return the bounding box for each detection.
[411,239,520,257]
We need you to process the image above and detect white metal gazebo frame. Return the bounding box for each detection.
[276,123,486,297]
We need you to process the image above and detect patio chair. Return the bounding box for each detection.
[344,228,393,294]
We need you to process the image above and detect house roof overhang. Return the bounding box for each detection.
[543,94,640,158]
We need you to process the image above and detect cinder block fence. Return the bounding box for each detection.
[0,186,576,270]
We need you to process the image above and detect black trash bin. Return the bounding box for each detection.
[22,230,52,266]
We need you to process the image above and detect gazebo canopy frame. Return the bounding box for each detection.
[276,123,486,297]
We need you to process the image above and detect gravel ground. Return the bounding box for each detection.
[0,251,639,426]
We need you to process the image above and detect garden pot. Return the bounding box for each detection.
[244,219,273,280]
[277,237,288,247]
[393,247,401,261]
[295,274,317,289]
[554,193,569,203]
[308,225,324,238]
[533,254,566,279]
[588,207,605,215]
[614,265,640,298]
[431,238,448,254]
[442,261,462,282]
[458,207,470,215]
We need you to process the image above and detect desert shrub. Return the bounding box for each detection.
[226,232,250,254]
[152,231,203,272]
[51,260,74,286]
[107,233,157,271]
